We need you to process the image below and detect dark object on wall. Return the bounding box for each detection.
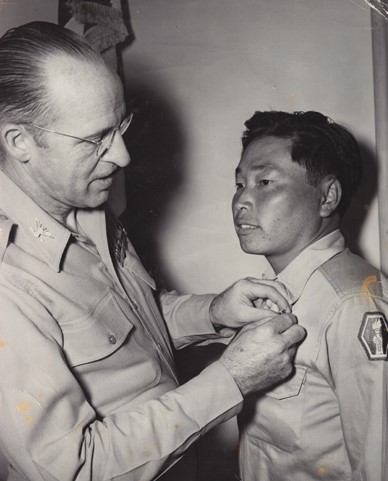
[58,0,135,53]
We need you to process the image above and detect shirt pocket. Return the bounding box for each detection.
[241,365,307,453]
[61,287,133,367]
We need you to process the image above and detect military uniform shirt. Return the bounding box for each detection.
[239,230,388,481]
[0,170,243,481]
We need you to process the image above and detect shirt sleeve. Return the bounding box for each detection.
[157,290,234,349]
[0,282,243,481]
[322,294,388,481]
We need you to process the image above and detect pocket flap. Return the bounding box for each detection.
[266,365,307,399]
[62,288,134,367]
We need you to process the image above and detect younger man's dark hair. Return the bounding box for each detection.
[242,110,363,214]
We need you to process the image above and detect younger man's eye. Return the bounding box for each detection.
[259,179,271,186]
[235,182,244,190]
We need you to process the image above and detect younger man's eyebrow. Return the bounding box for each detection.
[235,163,277,175]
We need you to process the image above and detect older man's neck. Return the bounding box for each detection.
[2,164,75,226]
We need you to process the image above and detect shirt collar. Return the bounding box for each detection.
[262,229,345,304]
[0,170,71,272]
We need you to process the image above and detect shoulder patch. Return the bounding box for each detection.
[358,312,388,361]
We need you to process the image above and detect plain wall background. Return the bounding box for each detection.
[0,1,380,480]
[122,0,379,297]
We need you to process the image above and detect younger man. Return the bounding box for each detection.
[233,111,388,481]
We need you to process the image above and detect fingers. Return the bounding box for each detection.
[220,312,305,396]
[265,312,297,333]
[209,277,293,330]
[263,314,306,350]
[281,323,306,346]
[264,299,282,313]
[240,278,292,314]
[246,277,291,300]
[240,312,296,334]
[217,327,236,338]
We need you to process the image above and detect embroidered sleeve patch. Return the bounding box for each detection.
[358,312,388,361]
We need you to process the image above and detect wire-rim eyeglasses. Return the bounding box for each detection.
[26,112,134,158]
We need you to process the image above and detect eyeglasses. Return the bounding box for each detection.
[26,112,134,158]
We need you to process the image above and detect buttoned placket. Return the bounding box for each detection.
[75,231,173,376]
[99,242,179,383]
[74,208,178,381]
[122,287,179,381]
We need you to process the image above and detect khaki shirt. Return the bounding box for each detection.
[0,171,243,481]
[239,230,388,481]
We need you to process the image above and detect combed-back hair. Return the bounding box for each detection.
[0,21,103,126]
[242,110,363,214]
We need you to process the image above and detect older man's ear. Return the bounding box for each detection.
[0,123,31,163]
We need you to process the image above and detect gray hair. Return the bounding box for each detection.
[0,21,104,129]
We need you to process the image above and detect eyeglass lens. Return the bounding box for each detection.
[96,115,133,158]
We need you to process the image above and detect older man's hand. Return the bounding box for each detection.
[209,277,291,330]
[220,313,305,395]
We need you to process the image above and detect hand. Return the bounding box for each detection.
[219,313,305,396]
[209,278,291,329]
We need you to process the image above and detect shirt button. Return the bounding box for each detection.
[108,334,117,345]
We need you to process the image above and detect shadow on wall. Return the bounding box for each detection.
[119,78,240,481]
[120,81,187,289]
[342,141,378,259]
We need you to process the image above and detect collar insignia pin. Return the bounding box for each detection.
[30,219,55,243]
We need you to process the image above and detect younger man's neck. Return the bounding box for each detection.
[267,223,341,275]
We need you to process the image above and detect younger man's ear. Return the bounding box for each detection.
[0,124,32,163]
[320,175,342,218]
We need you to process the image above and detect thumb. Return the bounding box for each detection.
[217,327,237,337]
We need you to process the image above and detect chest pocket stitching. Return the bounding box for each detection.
[61,287,133,367]
[242,366,307,453]
[266,365,307,399]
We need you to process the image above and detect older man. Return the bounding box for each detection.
[0,22,304,481]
